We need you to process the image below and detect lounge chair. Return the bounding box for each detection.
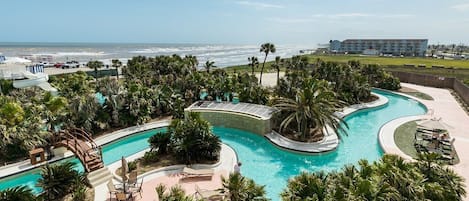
[182,167,214,178]
[195,185,224,200]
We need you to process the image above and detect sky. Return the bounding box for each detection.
[0,0,468,45]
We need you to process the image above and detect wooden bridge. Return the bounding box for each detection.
[54,128,104,172]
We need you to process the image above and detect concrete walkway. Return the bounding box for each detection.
[382,83,469,200]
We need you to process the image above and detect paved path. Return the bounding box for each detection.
[397,83,469,200]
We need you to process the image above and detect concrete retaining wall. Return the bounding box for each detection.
[391,71,469,105]
[186,110,272,135]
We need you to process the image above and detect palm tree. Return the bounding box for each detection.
[271,56,282,85]
[87,60,103,81]
[0,186,36,201]
[37,161,88,201]
[281,171,328,200]
[111,59,122,80]
[248,56,259,76]
[259,43,276,85]
[204,60,216,73]
[273,78,347,141]
[222,173,268,201]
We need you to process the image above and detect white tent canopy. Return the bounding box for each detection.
[417,118,453,130]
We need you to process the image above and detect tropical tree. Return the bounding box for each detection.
[221,173,269,201]
[37,161,89,201]
[259,43,276,85]
[0,186,36,201]
[169,112,221,164]
[281,171,329,201]
[248,56,259,76]
[271,56,282,85]
[87,60,103,81]
[111,59,122,80]
[204,60,216,73]
[273,78,347,141]
[282,154,466,201]
[155,184,196,201]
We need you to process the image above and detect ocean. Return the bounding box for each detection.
[0,42,312,68]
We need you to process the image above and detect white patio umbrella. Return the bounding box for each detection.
[121,156,128,192]
[417,118,454,130]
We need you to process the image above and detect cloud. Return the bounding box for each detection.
[312,13,413,19]
[235,1,284,9]
[451,3,469,11]
[267,13,414,24]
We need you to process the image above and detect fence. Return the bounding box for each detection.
[390,71,469,105]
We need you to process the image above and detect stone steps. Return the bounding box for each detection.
[87,166,113,187]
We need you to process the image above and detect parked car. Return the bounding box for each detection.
[54,63,64,68]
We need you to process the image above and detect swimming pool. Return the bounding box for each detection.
[215,89,426,199]
[0,90,426,200]
[0,127,167,194]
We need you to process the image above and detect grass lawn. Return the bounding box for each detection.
[400,92,434,100]
[305,55,469,69]
[394,121,419,159]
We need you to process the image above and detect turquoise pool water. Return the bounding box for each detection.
[0,90,426,200]
[0,128,166,194]
[215,89,426,199]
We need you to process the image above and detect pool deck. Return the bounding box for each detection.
[98,143,237,201]
[378,83,469,200]
[265,92,388,153]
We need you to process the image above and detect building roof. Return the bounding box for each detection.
[186,101,277,120]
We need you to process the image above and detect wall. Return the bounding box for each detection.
[390,71,469,105]
[453,79,469,105]
[186,110,272,135]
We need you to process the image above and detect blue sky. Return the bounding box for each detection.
[1,0,468,45]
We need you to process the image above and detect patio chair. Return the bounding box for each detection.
[107,180,123,199]
[130,178,144,198]
[195,185,224,200]
[128,171,138,187]
[182,167,214,178]
[116,192,133,201]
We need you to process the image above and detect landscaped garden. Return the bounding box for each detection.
[0,43,466,201]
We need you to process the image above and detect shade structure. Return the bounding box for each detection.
[121,156,128,193]
[417,118,453,130]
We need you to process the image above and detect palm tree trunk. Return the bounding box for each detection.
[260,55,267,85]
[115,66,119,80]
[94,67,98,81]
[277,69,280,86]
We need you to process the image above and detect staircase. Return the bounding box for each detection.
[87,166,113,187]
[55,128,104,173]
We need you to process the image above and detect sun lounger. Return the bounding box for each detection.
[182,167,214,178]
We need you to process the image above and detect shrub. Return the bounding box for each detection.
[127,161,137,172]
[71,185,87,201]
[142,151,159,164]
[169,112,221,164]
[149,132,171,154]
[378,73,401,90]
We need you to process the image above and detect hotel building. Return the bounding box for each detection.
[329,39,428,56]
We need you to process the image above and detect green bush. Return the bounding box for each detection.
[72,186,87,201]
[169,113,221,164]
[142,151,159,164]
[127,161,137,172]
[149,132,171,154]
[378,73,401,90]
[464,79,469,86]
